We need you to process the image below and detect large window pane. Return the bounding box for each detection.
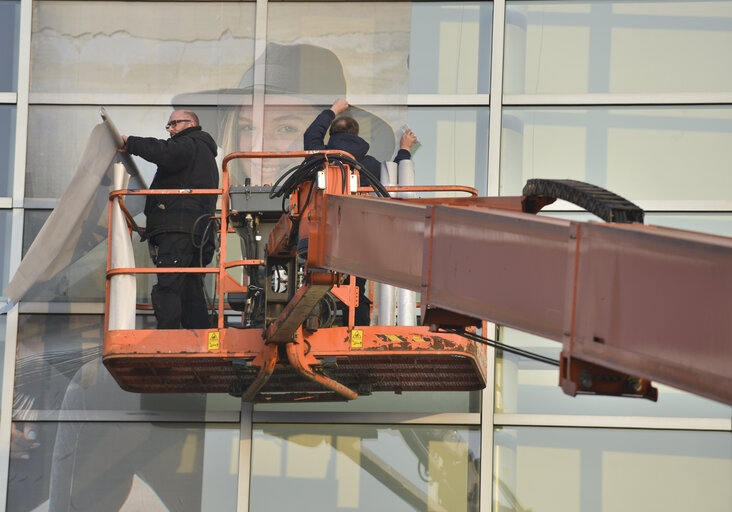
[501,106,732,201]
[409,2,492,94]
[496,327,732,418]
[494,427,732,512]
[252,424,480,511]
[219,102,409,186]
[14,314,240,413]
[31,1,255,96]
[505,1,732,94]
[8,422,239,512]
[21,208,155,303]
[0,105,15,196]
[26,105,228,199]
[267,3,410,96]
[409,107,489,194]
[0,1,20,92]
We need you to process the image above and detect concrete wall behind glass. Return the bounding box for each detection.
[409,2,492,94]
[30,1,255,96]
[494,427,732,512]
[251,424,481,512]
[500,106,732,201]
[505,1,732,94]
[8,421,239,511]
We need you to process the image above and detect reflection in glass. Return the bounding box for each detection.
[256,390,480,414]
[21,207,156,303]
[408,107,489,194]
[8,422,239,512]
[252,424,480,511]
[409,2,492,94]
[0,314,5,396]
[31,1,255,95]
[0,105,15,196]
[14,314,240,413]
[1,209,11,296]
[496,327,732,418]
[268,3,410,96]
[501,106,732,200]
[494,427,732,512]
[505,1,732,94]
[0,0,20,92]
[26,105,224,199]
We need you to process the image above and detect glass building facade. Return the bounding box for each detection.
[1,1,731,510]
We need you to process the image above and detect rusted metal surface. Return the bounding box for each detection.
[422,206,572,341]
[286,337,358,400]
[265,273,339,343]
[103,326,486,397]
[565,222,732,406]
[321,195,427,290]
[104,151,732,405]
[560,352,658,401]
[241,342,278,402]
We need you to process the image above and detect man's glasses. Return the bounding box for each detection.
[166,119,192,129]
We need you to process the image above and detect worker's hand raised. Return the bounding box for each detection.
[331,98,349,115]
[400,129,417,151]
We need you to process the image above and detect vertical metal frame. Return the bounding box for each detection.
[0,0,32,507]
[481,1,506,510]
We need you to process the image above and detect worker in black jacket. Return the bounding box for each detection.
[122,110,219,329]
[304,99,417,325]
[304,98,416,185]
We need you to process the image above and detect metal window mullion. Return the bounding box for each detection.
[237,402,252,512]
[483,1,507,511]
[494,413,732,432]
[503,92,732,106]
[0,1,33,507]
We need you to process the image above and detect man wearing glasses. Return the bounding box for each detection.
[121,110,219,329]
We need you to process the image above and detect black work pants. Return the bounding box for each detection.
[149,233,212,329]
[353,276,371,326]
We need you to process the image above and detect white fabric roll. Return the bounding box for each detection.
[108,162,137,330]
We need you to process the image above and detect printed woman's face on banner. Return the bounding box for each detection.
[222,103,320,186]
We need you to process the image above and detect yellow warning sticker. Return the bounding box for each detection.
[351,329,363,348]
[208,331,220,351]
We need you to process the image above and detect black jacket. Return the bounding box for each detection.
[303,109,411,183]
[126,126,219,238]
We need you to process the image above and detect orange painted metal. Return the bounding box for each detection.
[265,273,339,343]
[286,334,358,400]
[360,185,479,196]
[103,150,488,401]
[104,325,486,397]
[105,150,732,405]
[319,192,732,405]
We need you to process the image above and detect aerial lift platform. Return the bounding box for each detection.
[102,151,732,405]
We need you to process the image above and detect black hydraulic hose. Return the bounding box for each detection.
[270,154,391,203]
[443,327,560,367]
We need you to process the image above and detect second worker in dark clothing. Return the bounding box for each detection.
[122,110,219,329]
[303,99,417,325]
[303,98,416,185]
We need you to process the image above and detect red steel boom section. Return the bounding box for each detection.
[103,151,732,405]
